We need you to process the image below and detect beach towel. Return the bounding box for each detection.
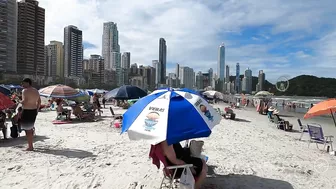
[52,120,72,124]
[149,145,162,169]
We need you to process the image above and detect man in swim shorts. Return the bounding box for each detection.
[21,78,41,151]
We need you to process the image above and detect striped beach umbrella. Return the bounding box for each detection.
[39,84,82,98]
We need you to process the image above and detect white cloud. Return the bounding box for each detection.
[38,0,336,80]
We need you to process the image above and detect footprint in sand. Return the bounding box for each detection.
[7,165,22,171]
[128,182,138,189]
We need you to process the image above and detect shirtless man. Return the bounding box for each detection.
[21,78,41,151]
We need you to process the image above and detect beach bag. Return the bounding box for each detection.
[179,167,195,189]
[10,126,19,138]
[189,140,204,158]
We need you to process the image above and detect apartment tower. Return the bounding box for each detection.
[0,0,17,72]
[17,0,45,75]
[64,25,83,77]
[159,38,167,84]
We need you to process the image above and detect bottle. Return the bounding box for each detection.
[327,146,330,153]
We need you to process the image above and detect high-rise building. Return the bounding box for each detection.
[111,52,122,86]
[196,71,204,89]
[121,52,130,84]
[245,68,252,94]
[0,0,17,72]
[64,25,83,77]
[208,68,213,88]
[176,63,180,79]
[257,70,265,91]
[17,0,45,75]
[179,66,194,89]
[152,60,161,86]
[121,52,130,69]
[225,65,230,82]
[218,43,225,82]
[102,22,120,70]
[235,63,240,93]
[159,38,167,84]
[45,41,64,78]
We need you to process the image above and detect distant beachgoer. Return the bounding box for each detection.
[21,78,40,151]
[311,103,314,108]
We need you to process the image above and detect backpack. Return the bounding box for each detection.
[10,126,19,138]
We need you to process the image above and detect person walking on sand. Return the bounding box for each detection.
[20,78,40,151]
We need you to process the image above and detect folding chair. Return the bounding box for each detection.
[109,107,123,127]
[307,124,334,151]
[297,119,308,140]
[149,144,194,189]
[273,116,285,129]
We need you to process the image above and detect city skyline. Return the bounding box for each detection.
[37,0,336,82]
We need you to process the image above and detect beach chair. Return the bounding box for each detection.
[307,124,334,151]
[149,144,194,189]
[215,108,224,116]
[297,119,308,140]
[109,107,122,119]
[273,116,285,130]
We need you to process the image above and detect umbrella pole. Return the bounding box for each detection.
[330,109,336,127]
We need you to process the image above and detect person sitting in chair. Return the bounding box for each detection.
[273,110,293,131]
[56,100,70,120]
[160,140,207,189]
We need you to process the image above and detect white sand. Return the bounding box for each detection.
[0,103,335,189]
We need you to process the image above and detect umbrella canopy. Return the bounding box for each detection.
[105,85,147,100]
[203,90,224,99]
[121,88,222,145]
[0,92,15,110]
[0,85,11,96]
[87,88,106,94]
[5,84,23,89]
[304,99,336,127]
[39,84,82,98]
[68,90,91,102]
[255,91,272,97]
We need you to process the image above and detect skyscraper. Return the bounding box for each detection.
[45,41,64,77]
[121,52,130,69]
[153,60,161,87]
[208,68,213,88]
[64,25,83,77]
[258,70,265,91]
[242,68,252,94]
[179,66,195,89]
[225,65,230,83]
[17,0,45,75]
[176,63,180,79]
[0,0,17,72]
[235,63,240,93]
[159,38,167,84]
[218,43,225,82]
[102,22,120,70]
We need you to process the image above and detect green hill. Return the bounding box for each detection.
[274,75,336,98]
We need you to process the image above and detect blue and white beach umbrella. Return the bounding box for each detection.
[122,88,222,145]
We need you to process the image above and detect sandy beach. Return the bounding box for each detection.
[0,103,336,189]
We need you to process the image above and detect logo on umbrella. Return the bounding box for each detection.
[144,112,160,131]
[200,104,213,122]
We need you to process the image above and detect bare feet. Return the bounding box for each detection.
[26,147,34,151]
